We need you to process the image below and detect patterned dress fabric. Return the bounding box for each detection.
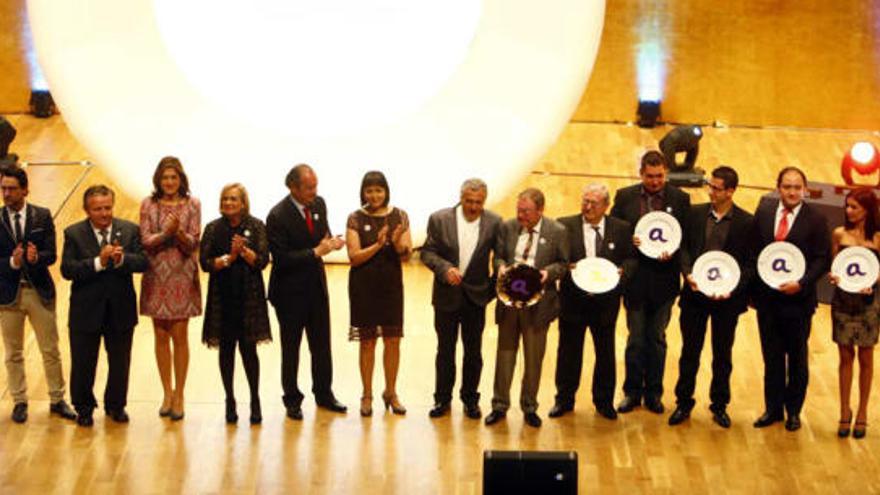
[139,197,203,319]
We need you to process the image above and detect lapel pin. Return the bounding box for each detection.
[609,242,615,250]
[665,206,672,213]
[539,237,546,245]
[365,224,372,232]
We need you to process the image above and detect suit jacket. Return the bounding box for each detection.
[420,206,502,311]
[610,182,691,306]
[557,214,637,320]
[678,203,754,314]
[493,217,569,327]
[750,199,830,315]
[61,218,147,333]
[0,203,56,305]
[267,195,332,307]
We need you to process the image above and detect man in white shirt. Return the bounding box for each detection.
[421,178,502,419]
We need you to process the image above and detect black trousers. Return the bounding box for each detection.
[276,291,334,408]
[69,327,133,413]
[433,299,486,406]
[554,299,620,409]
[219,335,260,403]
[756,307,812,416]
[622,299,674,401]
[674,303,738,410]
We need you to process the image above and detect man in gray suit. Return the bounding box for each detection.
[421,178,502,419]
[485,188,569,428]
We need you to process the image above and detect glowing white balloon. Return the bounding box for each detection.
[27,0,605,249]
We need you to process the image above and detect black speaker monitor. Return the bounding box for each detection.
[483,450,578,495]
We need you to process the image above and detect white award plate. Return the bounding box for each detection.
[831,246,879,293]
[692,250,740,297]
[634,211,682,259]
[572,257,620,294]
[757,241,806,288]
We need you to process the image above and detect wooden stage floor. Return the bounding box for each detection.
[0,116,878,494]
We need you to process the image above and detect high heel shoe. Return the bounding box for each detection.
[360,396,373,417]
[169,394,185,421]
[250,400,262,425]
[838,413,853,438]
[226,399,238,424]
[854,421,868,439]
[159,396,172,417]
[382,392,406,415]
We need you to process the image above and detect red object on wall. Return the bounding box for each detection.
[841,142,880,186]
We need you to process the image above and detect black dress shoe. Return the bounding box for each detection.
[785,415,801,432]
[286,405,303,421]
[463,404,482,420]
[250,400,262,425]
[753,411,784,428]
[316,398,347,413]
[11,402,27,423]
[710,406,731,428]
[668,407,690,426]
[523,412,542,428]
[548,403,573,418]
[50,400,77,420]
[644,398,665,414]
[616,396,640,413]
[484,410,506,425]
[106,409,130,423]
[596,404,618,420]
[76,411,94,427]
[428,403,450,418]
[226,399,238,424]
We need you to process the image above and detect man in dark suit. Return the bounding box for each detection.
[61,185,147,426]
[421,178,502,419]
[550,183,636,421]
[267,164,347,420]
[669,166,754,428]
[484,188,568,428]
[751,166,830,432]
[0,165,76,423]
[610,150,690,414]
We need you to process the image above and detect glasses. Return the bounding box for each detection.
[704,183,728,192]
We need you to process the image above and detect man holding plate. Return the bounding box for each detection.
[751,166,830,431]
[550,183,636,420]
[669,166,754,428]
[610,150,691,414]
[485,188,568,428]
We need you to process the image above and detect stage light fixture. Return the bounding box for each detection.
[659,124,705,187]
[0,116,18,165]
[29,90,56,118]
[637,100,661,128]
[840,141,880,186]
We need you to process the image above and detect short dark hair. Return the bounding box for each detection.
[518,187,545,210]
[285,163,313,188]
[82,184,114,209]
[0,164,28,189]
[359,171,390,207]
[640,150,667,171]
[776,166,807,188]
[712,166,739,190]
[151,156,190,200]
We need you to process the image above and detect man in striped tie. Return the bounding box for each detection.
[751,166,830,431]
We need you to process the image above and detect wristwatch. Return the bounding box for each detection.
[220,254,231,267]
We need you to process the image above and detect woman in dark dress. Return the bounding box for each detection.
[346,171,412,416]
[200,183,272,425]
[830,187,880,439]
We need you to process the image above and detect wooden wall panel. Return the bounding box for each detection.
[0,0,31,113]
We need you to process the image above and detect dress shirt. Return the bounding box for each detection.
[705,207,733,252]
[773,201,803,240]
[455,205,480,273]
[90,223,123,271]
[582,216,606,258]
[514,218,543,267]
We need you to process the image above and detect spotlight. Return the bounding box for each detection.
[660,124,705,187]
[636,100,661,128]
[29,90,56,118]
[841,141,880,186]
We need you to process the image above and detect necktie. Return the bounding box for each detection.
[303,206,315,235]
[521,229,535,262]
[592,225,602,257]
[99,229,109,247]
[13,212,22,244]
[775,209,790,241]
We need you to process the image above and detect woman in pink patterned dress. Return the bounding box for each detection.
[139,156,202,420]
